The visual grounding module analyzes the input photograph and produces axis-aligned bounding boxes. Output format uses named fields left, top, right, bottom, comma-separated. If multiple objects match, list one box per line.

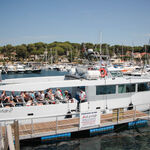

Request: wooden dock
left=1, top=109, right=149, bottom=142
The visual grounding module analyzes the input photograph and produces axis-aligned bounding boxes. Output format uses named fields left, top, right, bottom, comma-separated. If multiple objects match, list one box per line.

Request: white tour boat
left=0, top=68, right=150, bottom=123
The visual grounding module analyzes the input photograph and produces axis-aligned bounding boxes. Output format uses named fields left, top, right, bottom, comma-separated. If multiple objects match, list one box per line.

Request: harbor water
left=1, top=70, right=150, bottom=150
left=21, top=125, right=150, bottom=150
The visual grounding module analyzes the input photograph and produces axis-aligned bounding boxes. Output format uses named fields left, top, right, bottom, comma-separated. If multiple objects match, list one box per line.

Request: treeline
left=0, top=41, right=150, bottom=62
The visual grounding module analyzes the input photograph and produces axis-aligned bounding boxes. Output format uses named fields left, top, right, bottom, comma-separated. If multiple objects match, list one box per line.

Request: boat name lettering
left=0, top=108, right=13, bottom=113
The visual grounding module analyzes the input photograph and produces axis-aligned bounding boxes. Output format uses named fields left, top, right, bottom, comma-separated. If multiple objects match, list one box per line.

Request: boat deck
left=1, top=110, right=149, bottom=140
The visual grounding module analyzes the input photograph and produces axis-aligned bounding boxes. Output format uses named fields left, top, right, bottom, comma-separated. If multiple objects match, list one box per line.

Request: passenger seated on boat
left=47, top=89, right=55, bottom=101
left=29, top=91, right=35, bottom=99
left=15, top=98, right=24, bottom=107
left=36, top=91, right=45, bottom=101
left=33, top=91, right=45, bottom=105
left=26, top=98, right=34, bottom=106
left=3, top=97, right=14, bottom=107
left=55, top=88, right=63, bottom=101
left=24, top=92, right=31, bottom=102
left=0, top=97, right=4, bottom=105
left=20, top=91, right=25, bottom=100
left=0, top=90, right=6, bottom=100
left=45, top=93, right=55, bottom=104
left=34, top=92, right=40, bottom=102
left=40, top=91, right=45, bottom=100
left=10, top=91, right=16, bottom=100
left=64, top=90, right=73, bottom=103
left=44, top=93, right=50, bottom=101
left=9, top=98, right=16, bottom=107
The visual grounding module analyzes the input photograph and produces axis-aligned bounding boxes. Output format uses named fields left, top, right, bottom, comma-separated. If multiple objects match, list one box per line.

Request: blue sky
left=0, top=0, right=150, bottom=46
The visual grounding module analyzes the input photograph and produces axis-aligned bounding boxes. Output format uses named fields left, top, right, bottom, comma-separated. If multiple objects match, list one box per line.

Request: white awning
left=0, top=76, right=150, bottom=92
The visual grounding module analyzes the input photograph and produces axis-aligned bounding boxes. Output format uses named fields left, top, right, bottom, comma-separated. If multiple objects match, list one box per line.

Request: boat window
left=110, top=71, right=123, bottom=77
left=96, top=85, right=116, bottom=95
left=118, top=84, right=135, bottom=93
left=138, top=82, right=150, bottom=92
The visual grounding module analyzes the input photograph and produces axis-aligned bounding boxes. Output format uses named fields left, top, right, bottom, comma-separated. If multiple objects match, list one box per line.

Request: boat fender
left=99, top=68, right=107, bottom=78
left=65, top=111, right=72, bottom=119
left=127, top=102, right=133, bottom=110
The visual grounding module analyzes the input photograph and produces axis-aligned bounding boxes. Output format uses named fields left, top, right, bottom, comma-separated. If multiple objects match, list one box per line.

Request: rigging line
left=130, top=78, right=132, bottom=103
left=127, top=77, right=134, bottom=107
left=104, top=76, right=108, bottom=109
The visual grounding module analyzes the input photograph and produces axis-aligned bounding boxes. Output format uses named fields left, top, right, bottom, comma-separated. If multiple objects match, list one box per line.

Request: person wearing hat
left=64, top=90, right=73, bottom=103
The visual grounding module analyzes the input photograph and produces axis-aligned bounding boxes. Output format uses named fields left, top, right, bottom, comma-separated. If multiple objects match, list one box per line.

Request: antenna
left=122, top=43, right=123, bottom=62
left=100, top=32, right=102, bottom=55
left=71, top=48, right=72, bottom=63
left=145, top=45, right=147, bottom=65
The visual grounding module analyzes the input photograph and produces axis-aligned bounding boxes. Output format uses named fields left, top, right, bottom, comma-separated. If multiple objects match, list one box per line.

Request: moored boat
left=0, top=67, right=150, bottom=124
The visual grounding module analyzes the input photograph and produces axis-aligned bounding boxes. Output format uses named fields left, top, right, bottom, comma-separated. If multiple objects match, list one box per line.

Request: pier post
left=133, top=106, right=136, bottom=120
left=4, top=125, right=8, bottom=150
left=31, top=119, right=34, bottom=136
left=14, top=120, right=20, bottom=150
left=0, top=123, right=4, bottom=150
left=117, top=109, right=119, bottom=123
left=149, top=104, right=150, bottom=119
left=56, top=116, right=58, bottom=134
left=6, top=124, right=15, bottom=150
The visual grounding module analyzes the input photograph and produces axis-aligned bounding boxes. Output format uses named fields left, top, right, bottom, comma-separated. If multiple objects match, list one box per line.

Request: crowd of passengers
left=0, top=88, right=86, bottom=108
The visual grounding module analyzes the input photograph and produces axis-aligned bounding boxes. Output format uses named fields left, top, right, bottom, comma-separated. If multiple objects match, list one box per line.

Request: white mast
left=50, top=48, right=53, bottom=65
left=44, top=47, right=48, bottom=70
left=99, top=32, right=102, bottom=67
left=145, top=45, right=147, bottom=65
left=131, top=42, right=134, bottom=65
left=121, top=43, right=123, bottom=62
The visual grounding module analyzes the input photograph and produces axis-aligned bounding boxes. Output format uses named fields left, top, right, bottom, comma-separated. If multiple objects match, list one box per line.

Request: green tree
left=53, top=46, right=65, bottom=55
left=16, top=45, right=28, bottom=60
left=27, top=44, right=36, bottom=54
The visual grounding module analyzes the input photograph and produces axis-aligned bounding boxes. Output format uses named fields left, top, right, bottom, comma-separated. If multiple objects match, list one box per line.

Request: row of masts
left=40, top=35, right=150, bottom=69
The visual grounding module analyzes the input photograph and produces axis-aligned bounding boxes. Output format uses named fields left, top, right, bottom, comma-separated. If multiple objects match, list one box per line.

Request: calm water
left=1, top=69, right=68, bottom=80
left=2, top=70, right=150, bottom=150
left=21, top=126, right=150, bottom=150
left=20, top=126, right=150, bottom=150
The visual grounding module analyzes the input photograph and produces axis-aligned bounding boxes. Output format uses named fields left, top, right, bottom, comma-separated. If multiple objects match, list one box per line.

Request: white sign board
left=79, top=111, right=100, bottom=129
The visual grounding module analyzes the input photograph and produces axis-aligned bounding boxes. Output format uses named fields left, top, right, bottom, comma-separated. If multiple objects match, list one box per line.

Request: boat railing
left=0, top=103, right=150, bottom=142
left=100, top=103, right=150, bottom=126
left=0, top=97, right=78, bottom=108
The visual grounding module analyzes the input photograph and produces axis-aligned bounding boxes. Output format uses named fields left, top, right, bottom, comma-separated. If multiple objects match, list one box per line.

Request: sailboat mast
left=50, top=48, right=53, bottom=65
left=122, top=43, right=123, bottom=62
left=145, top=45, right=147, bottom=65
left=99, top=32, right=102, bottom=67
left=131, top=43, right=134, bottom=65
left=45, top=47, right=48, bottom=69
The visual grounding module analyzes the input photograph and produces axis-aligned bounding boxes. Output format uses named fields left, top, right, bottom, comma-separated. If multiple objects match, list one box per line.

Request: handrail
left=0, top=102, right=149, bottom=123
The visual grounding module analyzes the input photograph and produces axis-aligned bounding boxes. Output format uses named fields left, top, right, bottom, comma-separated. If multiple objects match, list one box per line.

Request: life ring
left=99, top=68, right=107, bottom=77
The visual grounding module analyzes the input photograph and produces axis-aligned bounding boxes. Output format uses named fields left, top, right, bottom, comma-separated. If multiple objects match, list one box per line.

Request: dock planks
left=1, top=110, right=149, bottom=140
